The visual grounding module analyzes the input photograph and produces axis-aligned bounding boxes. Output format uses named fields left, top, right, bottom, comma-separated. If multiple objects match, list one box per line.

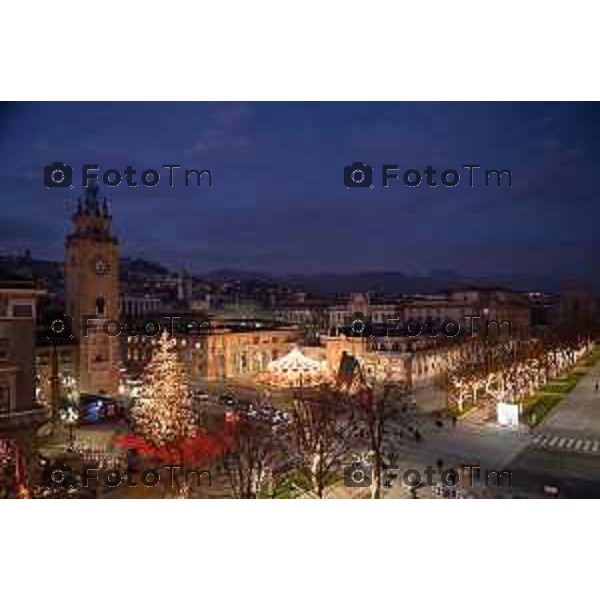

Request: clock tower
left=65, top=183, right=120, bottom=395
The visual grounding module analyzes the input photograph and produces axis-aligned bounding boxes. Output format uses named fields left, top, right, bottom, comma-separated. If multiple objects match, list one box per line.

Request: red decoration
left=113, top=427, right=228, bottom=464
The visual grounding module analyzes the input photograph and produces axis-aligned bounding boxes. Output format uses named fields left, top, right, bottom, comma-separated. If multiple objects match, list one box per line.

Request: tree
left=358, top=387, right=385, bottom=499
left=336, top=357, right=400, bottom=499
left=222, top=413, right=280, bottom=498
left=291, top=390, right=358, bottom=498
left=356, top=383, right=405, bottom=499
left=132, top=332, right=194, bottom=448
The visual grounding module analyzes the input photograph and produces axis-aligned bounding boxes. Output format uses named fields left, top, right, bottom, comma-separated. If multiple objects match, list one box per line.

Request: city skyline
left=2, top=102, right=600, bottom=502
left=1, top=101, right=599, bottom=282
left=2, top=7, right=596, bottom=599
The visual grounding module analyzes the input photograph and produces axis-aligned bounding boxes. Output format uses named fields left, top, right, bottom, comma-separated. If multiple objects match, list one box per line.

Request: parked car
left=193, top=391, right=210, bottom=402
left=220, top=393, right=236, bottom=407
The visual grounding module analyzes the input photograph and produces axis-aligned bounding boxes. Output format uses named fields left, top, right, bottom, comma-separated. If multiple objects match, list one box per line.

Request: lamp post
left=60, top=405, right=79, bottom=452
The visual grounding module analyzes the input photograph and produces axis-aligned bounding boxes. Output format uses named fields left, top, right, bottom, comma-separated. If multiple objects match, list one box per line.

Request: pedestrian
left=595, top=380, right=598, bottom=393
left=452, top=415, right=457, bottom=428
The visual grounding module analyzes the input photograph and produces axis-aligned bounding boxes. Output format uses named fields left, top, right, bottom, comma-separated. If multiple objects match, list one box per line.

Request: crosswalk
left=532, top=433, right=600, bottom=455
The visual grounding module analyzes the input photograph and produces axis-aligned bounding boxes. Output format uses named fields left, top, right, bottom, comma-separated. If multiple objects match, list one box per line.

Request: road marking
left=583, top=440, right=592, bottom=452
left=558, top=438, right=567, bottom=448
left=575, top=440, right=583, bottom=450
left=593, top=441, right=599, bottom=452
left=533, top=434, right=543, bottom=444
left=548, top=436, right=559, bottom=447
left=565, top=438, right=575, bottom=449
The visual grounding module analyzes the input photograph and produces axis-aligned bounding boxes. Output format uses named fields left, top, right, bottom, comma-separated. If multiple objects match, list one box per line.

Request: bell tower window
left=96, top=296, right=105, bottom=317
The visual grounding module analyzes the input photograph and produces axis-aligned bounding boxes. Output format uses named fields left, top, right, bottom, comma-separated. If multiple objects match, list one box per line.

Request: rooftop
left=0, top=267, right=37, bottom=290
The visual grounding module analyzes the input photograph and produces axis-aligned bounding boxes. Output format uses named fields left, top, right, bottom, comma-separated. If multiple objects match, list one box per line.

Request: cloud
left=188, top=102, right=254, bottom=155
left=191, top=131, right=251, bottom=153
left=543, top=138, right=561, bottom=150
left=0, top=215, right=61, bottom=242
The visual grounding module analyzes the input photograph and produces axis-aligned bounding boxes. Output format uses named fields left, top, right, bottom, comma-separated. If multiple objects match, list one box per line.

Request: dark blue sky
left=0, top=101, right=598, bottom=279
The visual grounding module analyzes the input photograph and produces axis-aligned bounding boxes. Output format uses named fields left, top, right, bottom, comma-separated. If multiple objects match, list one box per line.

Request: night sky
left=0, top=101, right=598, bottom=280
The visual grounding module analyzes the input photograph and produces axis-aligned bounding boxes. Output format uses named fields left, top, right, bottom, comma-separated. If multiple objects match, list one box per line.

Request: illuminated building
left=124, top=320, right=301, bottom=382
left=64, top=183, right=120, bottom=395
left=0, top=271, right=45, bottom=427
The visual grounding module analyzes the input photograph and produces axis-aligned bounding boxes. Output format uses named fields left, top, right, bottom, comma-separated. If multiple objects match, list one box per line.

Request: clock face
left=94, top=258, right=111, bottom=276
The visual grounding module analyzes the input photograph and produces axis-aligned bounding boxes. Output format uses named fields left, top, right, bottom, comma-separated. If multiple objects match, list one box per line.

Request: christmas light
left=262, top=346, right=330, bottom=388
left=447, top=338, right=590, bottom=413
left=132, top=332, right=194, bottom=447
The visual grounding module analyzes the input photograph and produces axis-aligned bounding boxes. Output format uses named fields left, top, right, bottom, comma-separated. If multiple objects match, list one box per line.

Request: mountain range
left=1, top=254, right=593, bottom=296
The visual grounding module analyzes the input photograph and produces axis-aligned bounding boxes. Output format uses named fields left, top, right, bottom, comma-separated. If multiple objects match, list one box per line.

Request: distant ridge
left=203, top=269, right=581, bottom=295
left=1, top=253, right=594, bottom=295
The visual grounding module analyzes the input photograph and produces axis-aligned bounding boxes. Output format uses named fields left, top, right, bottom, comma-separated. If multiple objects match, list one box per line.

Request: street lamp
left=60, top=405, right=79, bottom=451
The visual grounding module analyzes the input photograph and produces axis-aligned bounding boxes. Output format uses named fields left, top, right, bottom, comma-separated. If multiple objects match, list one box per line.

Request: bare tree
left=343, top=360, right=401, bottom=499
left=291, top=389, right=359, bottom=498
left=357, top=386, right=388, bottom=499
left=221, top=415, right=280, bottom=499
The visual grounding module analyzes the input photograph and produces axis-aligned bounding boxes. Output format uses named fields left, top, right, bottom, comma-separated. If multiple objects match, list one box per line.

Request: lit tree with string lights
left=132, top=332, right=194, bottom=448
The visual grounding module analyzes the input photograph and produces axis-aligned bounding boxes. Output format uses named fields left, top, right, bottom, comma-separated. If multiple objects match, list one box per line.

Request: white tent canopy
left=265, top=347, right=328, bottom=387
left=268, top=347, right=325, bottom=374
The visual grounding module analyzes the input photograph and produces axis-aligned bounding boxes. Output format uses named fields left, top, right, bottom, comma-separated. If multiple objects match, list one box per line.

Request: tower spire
left=71, top=184, right=113, bottom=237
left=83, top=181, right=101, bottom=214
left=65, top=183, right=120, bottom=397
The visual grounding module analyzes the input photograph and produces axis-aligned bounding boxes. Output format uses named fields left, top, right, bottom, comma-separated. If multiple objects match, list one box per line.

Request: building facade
left=124, top=324, right=301, bottom=383
left=322, top=334, right=476, bottom=390
left=325, top=289, right=531, bottom=337
left=64, top=184, right=120, bottom=395
left=0, top=273, right=45, bottom=427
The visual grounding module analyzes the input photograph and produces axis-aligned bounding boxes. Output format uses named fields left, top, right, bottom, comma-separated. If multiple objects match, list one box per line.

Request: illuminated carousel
left=260, top=347, right=331, bottom=388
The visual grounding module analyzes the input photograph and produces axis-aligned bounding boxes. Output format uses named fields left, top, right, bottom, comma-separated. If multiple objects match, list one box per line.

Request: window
left=96, top=296, right=105, bottom=317
left=0, top=339, right=8, bottom=360
left=0, top=387, right=10, bottom=414
left=12, top=304, right=32, bottom=317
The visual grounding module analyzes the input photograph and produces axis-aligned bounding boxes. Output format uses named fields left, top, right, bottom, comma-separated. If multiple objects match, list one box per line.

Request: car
left=220, top=393, right=236, bottom=407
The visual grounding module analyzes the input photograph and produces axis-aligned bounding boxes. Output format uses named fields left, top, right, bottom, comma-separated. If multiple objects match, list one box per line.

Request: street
left=506, top=358, right=600, bottom=498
